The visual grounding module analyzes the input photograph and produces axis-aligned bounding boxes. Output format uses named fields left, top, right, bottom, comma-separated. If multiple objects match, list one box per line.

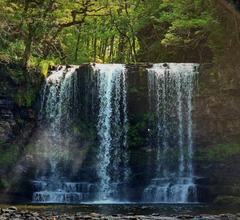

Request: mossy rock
left=214, top=195, right=240, bottom=204
left=228, top=186, right=240, bottom=196
left=0, top=193, right=31, bottom=205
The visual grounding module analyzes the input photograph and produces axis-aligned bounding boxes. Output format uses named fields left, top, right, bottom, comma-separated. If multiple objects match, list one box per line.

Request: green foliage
left=128, top=113, right=148, bottom=146
left=28, top=57, right=60, bottom=77
left=73, top=126, right=79, bottom=135
left=0, top=37, right=25, bottom=64
left=0, top=179, right=9, bottom=189
left=0, top=142, right=19, bottom=169
left=214, top=195, right=240, bottom=205
left=13, top=81, right=42, bottom=107
left=3, top=57, right=45, bottom=107
left=0, top=0, right=236, bottom=64
left=154, top=0, right=220, bottom=51
left=17, top=117, right=24, bottom=124
left=196, top=142, right=240, bottom=162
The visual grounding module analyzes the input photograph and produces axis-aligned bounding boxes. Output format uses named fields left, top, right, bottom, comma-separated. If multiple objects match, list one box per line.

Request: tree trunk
left=132, top=35, right=137, bottom=62
left=118, top=35, right=125, bottom=63
left=22, top=24, right=33, bottom=68
left=94, top=36, right=97, bottom=62
left=109, top=35, right=115, bottom=61
left=102, top=38, right=108, bottom=63
left=75, top=31, right=81, bottom=62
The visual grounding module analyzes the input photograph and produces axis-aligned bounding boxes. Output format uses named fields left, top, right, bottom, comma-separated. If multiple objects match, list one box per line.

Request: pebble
left=90, top=213, right=101, bottom=218
left=0, top=207, right=239, bottom=220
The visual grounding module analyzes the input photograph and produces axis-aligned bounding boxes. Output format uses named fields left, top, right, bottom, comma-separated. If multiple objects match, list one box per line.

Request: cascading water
left=32, top=66, right=97, bottom=203
left=30, top=62, right=203, bottom=204
left=91, top=64, right=130, bottom=202
left=142, top=63, right=199, bottom=203
left=32, top=64, right=130, bottom=203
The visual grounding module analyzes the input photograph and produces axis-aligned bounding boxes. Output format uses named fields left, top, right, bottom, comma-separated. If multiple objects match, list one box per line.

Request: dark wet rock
left=151, top=213, right=161, bottom=216
left=128, top=217, right=140, bottom=220
left=42, top=212, right=53, bottom=217
left=9, top=206, right=18, bottom=211
left=28, top=217, right=37, bottom=220
left=177, top=215, right=194, bottom=219
left=74, top=217, right=85, bottom=220
left=2, top=209, right=14, bottom=213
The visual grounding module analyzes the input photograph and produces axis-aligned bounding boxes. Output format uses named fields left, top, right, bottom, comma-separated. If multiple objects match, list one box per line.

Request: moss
left=0, top=142, right=19, bottom=169
left=128, top=113, right=149, bottom=147
left=195, top=142, right=240, bottom=162
left=214, top=195, right=240, bottom=205
left=0, top=179, right=9, bottom=189
left=3, top=59, right=45, bottom=107
left=228, top=187, right=240, bottom=197
left=139, top=67, right=147, bottom=77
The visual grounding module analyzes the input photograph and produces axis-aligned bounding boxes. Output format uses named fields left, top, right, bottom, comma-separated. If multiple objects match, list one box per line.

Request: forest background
left=0, top=0, right=240, bottom=106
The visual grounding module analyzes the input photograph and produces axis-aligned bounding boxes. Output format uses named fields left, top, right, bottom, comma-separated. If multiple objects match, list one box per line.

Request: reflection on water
left=30, top=203, right=240, bottom=215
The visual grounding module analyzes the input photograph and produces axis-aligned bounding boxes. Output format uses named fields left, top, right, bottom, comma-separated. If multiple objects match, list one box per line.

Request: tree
left=0, top=0, right=108, bottom=67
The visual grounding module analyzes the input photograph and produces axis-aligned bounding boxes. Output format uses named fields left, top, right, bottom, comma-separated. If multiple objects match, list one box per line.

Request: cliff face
left=0, top=64, right=38, bottom=145
left=193, top=61, right=240, bottom=203
left=0, top=66, right=38, bottom=203
left=1, top=60, right=240, bottom=204
left=0, top=98, right=37, bottom=145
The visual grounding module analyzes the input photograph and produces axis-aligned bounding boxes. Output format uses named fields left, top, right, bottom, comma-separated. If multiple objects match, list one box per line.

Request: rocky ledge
left=1, top=207, right=240, bottom=220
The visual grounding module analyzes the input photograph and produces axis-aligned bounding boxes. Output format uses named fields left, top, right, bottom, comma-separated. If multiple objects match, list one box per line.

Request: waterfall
left=32, top=66, right=98, bottom=203
left=142, top=63, right=198, bottom=203
left=30, top=63, right=201, bottom=204
left=32, top=64, right=130, bottom=203
left=91, top=64, right=130, bottom=202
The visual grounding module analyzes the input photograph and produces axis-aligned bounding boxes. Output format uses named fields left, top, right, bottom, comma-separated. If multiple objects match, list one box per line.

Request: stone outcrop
left=0, top=97, right=37, bottom=145
left=193, top=63, right=240, bottom=203
left=0, top=68, right=38, bottom=203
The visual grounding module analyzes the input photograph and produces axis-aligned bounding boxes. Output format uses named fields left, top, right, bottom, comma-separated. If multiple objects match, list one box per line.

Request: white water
left=32, top=181, right=97, bottom=203
left=38, top=66, right=78, bottom=176
left=143, top=63, right=199, bottom=203
left=92, top=64, right=130, bottom=202
left=32, top=66, right=95, bottom=203
left=32, top=64, right=130, bottom=203
left=32, top=63, right=199, bottom=204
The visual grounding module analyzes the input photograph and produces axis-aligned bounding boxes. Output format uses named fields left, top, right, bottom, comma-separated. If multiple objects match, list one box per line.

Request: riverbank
left=1, top=204, right=240, bottom=220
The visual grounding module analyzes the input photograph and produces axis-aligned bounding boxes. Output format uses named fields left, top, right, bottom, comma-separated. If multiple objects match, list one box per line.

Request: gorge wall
left=0, top=65, right=38, bottom=203
left=0, top=62, right=240, bottom=204
left=193, top=62, right=240, bottom=203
